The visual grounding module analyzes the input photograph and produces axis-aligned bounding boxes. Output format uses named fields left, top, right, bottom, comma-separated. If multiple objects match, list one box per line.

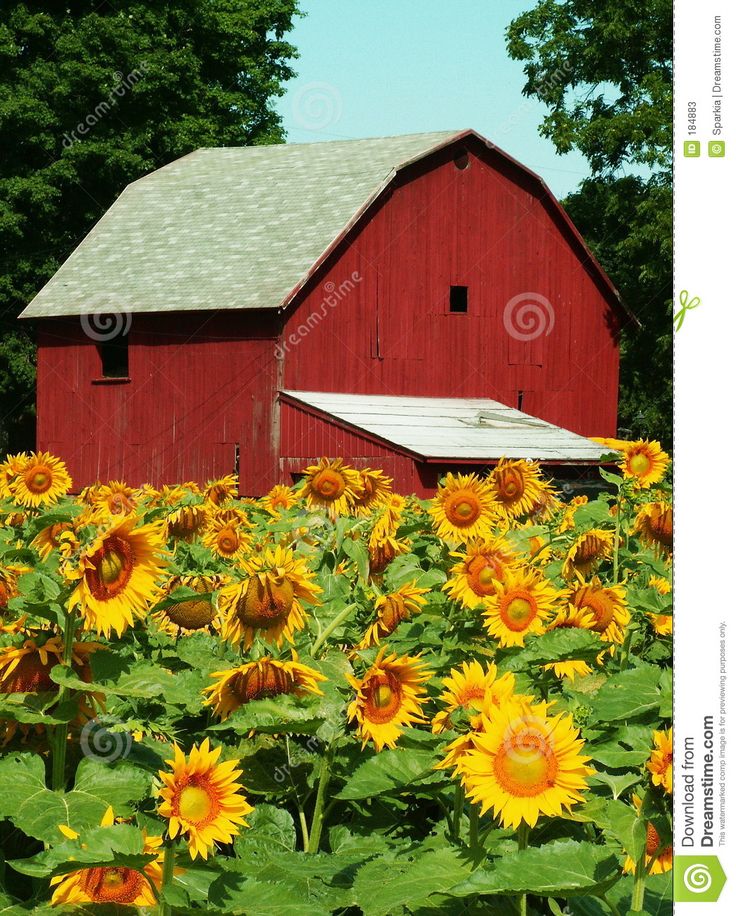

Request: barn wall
left=36, top=312, right=280, bottom=494
left=281, top=137, right=621, bottom=438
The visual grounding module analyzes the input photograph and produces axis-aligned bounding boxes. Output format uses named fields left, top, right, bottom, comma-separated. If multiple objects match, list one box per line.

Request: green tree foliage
left=0, top=1, right=300, bottom=451
left=507, top=0, right=672, bottom=445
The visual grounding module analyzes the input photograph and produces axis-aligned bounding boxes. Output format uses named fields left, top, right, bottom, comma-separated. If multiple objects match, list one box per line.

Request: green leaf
left=605, top=799, right=647, bottom=860
left=353, top=847, right=473, bottom=916
left=208, top=693, right=326, bottom=736
left=589, top=665, right=663, bottom=722
left=502, top=629, right=604, bottom=669
left=446, top=840, right=620, bottom=898
left=336, top=747, right=441, bottom=800
left=341, top=537, right=370, bottom=582
left=234, top=805, right=296, bottom=856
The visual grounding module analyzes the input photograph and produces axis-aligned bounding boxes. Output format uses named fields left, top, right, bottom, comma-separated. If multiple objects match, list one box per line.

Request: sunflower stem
left=159, top=839, right=177, bottom=915
left=630, top=848, right=647, bottom=912
left=612, top=497, right=623, bottom=584
left=452, top=782, right=464, bottom=839
left=297, top=806, right=310, bottom=852
left=307, top=744, right=334, bottom=852
left=517, top=822, right=530, bottom=916
left=310, top=604, right=356, bottom=656
left=50, top=611, right=77, bottom=790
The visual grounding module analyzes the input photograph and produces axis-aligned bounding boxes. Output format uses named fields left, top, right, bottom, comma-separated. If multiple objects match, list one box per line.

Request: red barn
left=20, top=130, right=632, bottom=496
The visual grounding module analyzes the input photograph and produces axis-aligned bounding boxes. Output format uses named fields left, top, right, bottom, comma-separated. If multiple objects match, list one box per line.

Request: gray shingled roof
left=20, top=131, right=459, bottom=318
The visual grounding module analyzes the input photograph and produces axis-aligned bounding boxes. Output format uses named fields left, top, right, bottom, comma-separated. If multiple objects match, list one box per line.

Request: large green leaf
left=0, top=753, right=149, bottom=843
left=446, top=840, right=620, bottom=898
left=589, top=665, right=663, bottom=722
left=336, top=747, right=441, bottom=800
left=502, top=629, right=604, bottom=669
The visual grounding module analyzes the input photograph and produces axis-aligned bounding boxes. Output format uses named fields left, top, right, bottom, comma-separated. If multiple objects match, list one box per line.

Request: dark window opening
left=453, top=148, right=470, bottom=170
left=449, top=285, right=468, bottom=313
left=517, top=390, right=525, bottom=410
left=97, top=332, right=129, bottom=378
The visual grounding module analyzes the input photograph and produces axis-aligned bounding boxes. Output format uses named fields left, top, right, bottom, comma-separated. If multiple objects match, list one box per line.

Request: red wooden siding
left=281, top=137, right=621, bottom=438
left=36, top=313, right=280, bottom=494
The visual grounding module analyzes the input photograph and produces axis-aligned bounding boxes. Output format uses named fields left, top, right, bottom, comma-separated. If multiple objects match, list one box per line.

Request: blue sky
left=275, top=0, right=591, bottom=199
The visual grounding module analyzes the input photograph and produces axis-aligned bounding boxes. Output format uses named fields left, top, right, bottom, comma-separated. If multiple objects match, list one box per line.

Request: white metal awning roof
left=281, top=391, right=610, bottom=462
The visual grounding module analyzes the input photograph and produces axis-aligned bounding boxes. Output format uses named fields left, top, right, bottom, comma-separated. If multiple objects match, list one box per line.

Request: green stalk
left=517, top=822, right=530, bottom=916
left=630, top=848, right=647, bottom=912
left=297, top=807, right=310, bottom=852
left=51, top=612, right=77, bottom=790
left=307, top=745, right=334, bottom=853
left=158, top=840, right=177, bottom=916
left=452, top=782, right=464, bottom=839
left=310, top=604, right=356, bottom=656
left=612, top=496, right=623, bottom=584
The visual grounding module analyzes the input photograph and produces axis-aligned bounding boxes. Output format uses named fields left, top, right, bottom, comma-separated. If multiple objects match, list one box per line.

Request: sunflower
left=444, top=537, right=519, bottom=608
left=542, top=605, right=600, bottom=681
left=646, top=728, right=672, bottom=794
left=483, top=567, right=558, bottom=648
left=0, top=452, right=29, bottom=496
left=9, top=452, right=72, bottom=508
left=30, top=521, right=73, bottom=561
left=203, top=653, right=326, bottom=720
left=429, top=473, right=496, bottom=543
left=371, top=494, right=406, bottom=540
left=432, top=661, right=506, bottom=734
left=153, top=574, right=224, bottom=636
left=0, top=567, right=24, bottom=632
left=619, top=440, right=669, bottom=488
left=165, top=503, right=208, bottom=541
left=457, top=700, right=593, bottom=828
left=204, top=474, right=239, bottom=505
left=367, top=533, right=411, bottom=576
left=359, top=582, right=429, bottom=648
left=525, top=480, right=562, bottom=524
left=91, top=480, right=136, bottom=518
left=70, top=516, right=168, bottom=638
left=633, top=502, right=673, bottom=554
left=352, top=468, right=393, bottom=517
left=648, top=613, right=672, bottom=636
left=488, top=458, right=547, bottom=521
left=50, top=809, right=164, bottom=907
left=0, top=636, right=101, bottom=696
left=589, top=437, right=630, bottom=451
left=298, top=458, right=362, bottom=517
left=562, top=529, right=614, bottom=581
left=347, top=647, right=431, bottom=751
left=565, top=578, right=630, bottom=644
left=219, top=545, right=320, bottom=649
left=623, top=796, right=672, bottom=875
left=157, top=738, right=253, bottom=859
left=262, top=484, right=299, bottom=516
left=557, top=495, right=589, bottom=534
left=202, top=516, right=251, bottom=562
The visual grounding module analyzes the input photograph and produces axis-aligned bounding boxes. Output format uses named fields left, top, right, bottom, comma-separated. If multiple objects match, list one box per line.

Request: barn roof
left=280, top=391, right=610, bottom=463
left=20, top=129, right=626, bottom=321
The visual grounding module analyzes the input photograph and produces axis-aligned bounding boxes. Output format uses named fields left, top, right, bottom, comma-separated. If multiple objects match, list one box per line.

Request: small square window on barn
left=97, top=333, right=129, bottom=379
left=449, top=285, right=468, bottom=313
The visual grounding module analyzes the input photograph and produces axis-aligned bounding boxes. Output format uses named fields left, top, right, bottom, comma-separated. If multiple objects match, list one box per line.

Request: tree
left=507, top=0, right=672, bottom=445
left=0, top=0, right=300, bottom=452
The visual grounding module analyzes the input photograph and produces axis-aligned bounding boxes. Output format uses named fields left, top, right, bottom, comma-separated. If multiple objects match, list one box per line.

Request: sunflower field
left=0, top=445, right=672, bottom=915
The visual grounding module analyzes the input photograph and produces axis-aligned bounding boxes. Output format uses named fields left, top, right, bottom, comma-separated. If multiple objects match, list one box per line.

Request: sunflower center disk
left=83, top=867, right=143, bottom=904
left=501, top=595, right=536, bottom=631
left=233, top=664, right=295, bottom=701
left=446, top=491, right=481, bottom=527
left=312, top=470, right=345, bottom=500
left=629, top=453, right=652, bottom=475
left=0, top=654, right=55, bottom=693
left=581, top=594, right=614, bottom=632
left=88, top=536, right=134, bottom=599
left=646, top=821, right=662, bottom=856
left=379, top=596, right=407, bottom=634
left=468, top=557, right=499, bottom=596
left=166, top=592, right=216, bottom=630
left=365, top=673, right=402, bottom=723
left=29, top=469, right=52, bottom=493
left=218, top=529, right=238, bottom=553
left=238, top=576, right=295, bottom=627
left=179, top=784, right=215, bottom=825
left=494, top=734, right=558, bottom=797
